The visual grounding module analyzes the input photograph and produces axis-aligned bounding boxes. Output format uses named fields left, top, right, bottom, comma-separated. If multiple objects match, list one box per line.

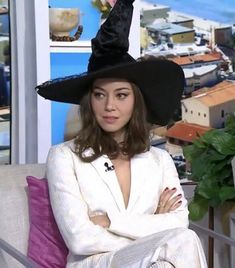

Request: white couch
left=2, top=163, right=235, bottom=267
left=0, top=164, right=45, bottom=268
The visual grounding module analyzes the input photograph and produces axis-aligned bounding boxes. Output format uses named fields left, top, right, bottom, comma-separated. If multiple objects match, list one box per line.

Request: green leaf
left=214, top=167, right=232, bottom=184
left=183, top=144, right=204, bottom=162
left=212, top=158, right=230, bottom=171
left=182, top=145, right=193, bottom=161
left=204, top=152, right=227, bottom=162
left=197, top=179, right=220, bottom=200
left=199, top=129, right=221, bottom=145
left=191, top=138, right=207, bottom=149
left=190, top=153, right=214, bottom=180
left=208, top=198, right=221, bottom=207
left=219, top=186, right=235, bottom=202
left=210, top=160, right=231, bottom=181
left=188, top=194, right=209, bottom=221
left=210, top=131, right=235, bottom=155
left=224, top=112, right=235, bottom=135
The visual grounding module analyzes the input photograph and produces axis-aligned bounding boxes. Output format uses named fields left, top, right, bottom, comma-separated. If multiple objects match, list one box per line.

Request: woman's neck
left=111, top=129, right=126, bottom=144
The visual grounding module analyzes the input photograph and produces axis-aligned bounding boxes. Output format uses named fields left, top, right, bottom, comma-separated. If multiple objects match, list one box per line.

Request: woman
left=36, top=0, right=207, bottom=267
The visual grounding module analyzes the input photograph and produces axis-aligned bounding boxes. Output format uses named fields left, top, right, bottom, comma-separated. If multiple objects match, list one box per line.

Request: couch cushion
left=27, top=176, right=68, bottom=268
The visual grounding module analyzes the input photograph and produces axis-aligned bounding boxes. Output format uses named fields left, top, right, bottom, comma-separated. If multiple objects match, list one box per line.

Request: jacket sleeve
left=46, top=144, right=131, bottom=256
left=108, top=149, right=189, bottom=239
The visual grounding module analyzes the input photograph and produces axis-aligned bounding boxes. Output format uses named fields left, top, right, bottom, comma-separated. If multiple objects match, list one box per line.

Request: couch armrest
left=0, top=238, right=40, bottom=268
left=189, top=221, right=235, bottom=247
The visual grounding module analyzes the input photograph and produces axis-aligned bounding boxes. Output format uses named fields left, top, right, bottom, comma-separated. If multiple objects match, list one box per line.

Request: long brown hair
left=74, top=82, right=150, bottom=162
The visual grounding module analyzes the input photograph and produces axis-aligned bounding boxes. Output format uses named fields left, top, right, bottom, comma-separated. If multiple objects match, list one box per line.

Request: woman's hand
left=89, top=213, right=111, bottom=228
left=155, top=187, right=182, bottom=214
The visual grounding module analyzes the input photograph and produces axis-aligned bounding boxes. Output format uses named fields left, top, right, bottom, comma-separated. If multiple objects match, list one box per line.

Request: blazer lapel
left=91, top=156, right=126, bottom=211
left=127, top=151, right=150, bottom=211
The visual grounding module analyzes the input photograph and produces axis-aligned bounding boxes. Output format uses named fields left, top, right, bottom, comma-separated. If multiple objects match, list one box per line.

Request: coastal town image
left=140, top=0, right=235, bottom=178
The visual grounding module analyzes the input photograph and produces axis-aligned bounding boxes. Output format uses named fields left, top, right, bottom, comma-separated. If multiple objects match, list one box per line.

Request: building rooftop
left=192, top=80, right=232, bottom=96
left=186, top=80, right=235, bottom=107
left=171, top=51, right=223, bottom=66
left=145, top=43, right=211, bottom=57
left=147, top=22, right=194, bottom=35
left=183, top=64, right=217, bottom=78
left=166, top=121, right=212, bottom=143
left=199, top=84, right=235, bottom=107
left=167, top=12, right=194, bottom=24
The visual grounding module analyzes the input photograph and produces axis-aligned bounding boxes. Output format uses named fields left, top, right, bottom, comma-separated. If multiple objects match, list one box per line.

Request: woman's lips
left=103, top=116, right=118, bottom=123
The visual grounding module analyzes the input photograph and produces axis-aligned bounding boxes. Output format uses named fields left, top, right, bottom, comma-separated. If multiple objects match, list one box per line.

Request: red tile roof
left=171, top=51, right=223, bottom=66
left=166, top=121, right=212, bottom=143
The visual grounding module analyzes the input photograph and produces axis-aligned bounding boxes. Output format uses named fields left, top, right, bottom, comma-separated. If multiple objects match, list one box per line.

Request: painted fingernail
left=164, top=187, right=169, bottom=191
left=177, top=194, right=182, bottom=197
left=172, top=187, right=176, bottom=190
left=178, top=200, right=182, bottom=204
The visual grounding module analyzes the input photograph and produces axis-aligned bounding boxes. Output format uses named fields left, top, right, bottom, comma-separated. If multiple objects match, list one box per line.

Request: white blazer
left=46, top=140, right=189, bottom=258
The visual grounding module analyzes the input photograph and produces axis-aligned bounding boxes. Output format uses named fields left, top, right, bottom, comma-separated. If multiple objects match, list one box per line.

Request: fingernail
left=172, top=187, right=176, bottom=190
left=177, top=194, right=182, bottom=197
left=178, top=200, right=182, bottom=204
left=164, top=187, right=169, bottom=191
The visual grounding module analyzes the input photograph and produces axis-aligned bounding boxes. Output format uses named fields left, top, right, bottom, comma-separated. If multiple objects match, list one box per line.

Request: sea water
left=144, top=0, right=235, bottom=24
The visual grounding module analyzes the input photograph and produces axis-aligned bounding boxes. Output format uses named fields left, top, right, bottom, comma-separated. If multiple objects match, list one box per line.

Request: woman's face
left=91, top=78, right=135, bottom=141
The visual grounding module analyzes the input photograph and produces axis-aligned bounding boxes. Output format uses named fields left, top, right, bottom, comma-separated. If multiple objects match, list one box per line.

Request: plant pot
left=49, top=8, right=80, bottom=37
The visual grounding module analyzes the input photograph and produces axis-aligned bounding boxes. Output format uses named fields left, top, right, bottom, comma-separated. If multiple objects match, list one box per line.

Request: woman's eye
left=117, top=93, right=128, bottom=99
left=93, top=92, right=104, bottom=99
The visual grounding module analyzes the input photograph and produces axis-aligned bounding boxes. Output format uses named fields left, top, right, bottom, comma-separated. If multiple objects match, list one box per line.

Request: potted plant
left=91, top=0, right=116, bottom=20
left=183, top=112, right=235, bottom=221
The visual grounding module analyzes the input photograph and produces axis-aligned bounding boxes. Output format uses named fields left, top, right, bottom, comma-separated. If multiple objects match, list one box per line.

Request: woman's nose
left=105, top=96, right=115, bottom=111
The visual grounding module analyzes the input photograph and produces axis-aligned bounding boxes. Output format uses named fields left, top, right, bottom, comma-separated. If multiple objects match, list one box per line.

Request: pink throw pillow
left=26, top=176, right=68, bottom=268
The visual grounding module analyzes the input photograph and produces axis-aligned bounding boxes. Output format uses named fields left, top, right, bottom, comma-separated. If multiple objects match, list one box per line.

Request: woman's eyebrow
left=92, top=86, right=105, bottom=91
left=114, top=87, right=132, bottom=91
left=92, top=86, right=131, bottom=91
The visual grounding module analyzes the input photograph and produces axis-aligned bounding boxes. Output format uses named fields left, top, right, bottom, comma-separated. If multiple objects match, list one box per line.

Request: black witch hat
left=36, top=0, right=185, bottom=125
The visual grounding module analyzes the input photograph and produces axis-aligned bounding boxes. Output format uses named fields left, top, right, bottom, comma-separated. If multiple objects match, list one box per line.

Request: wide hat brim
left=36, top=58, right=184, bottom=125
